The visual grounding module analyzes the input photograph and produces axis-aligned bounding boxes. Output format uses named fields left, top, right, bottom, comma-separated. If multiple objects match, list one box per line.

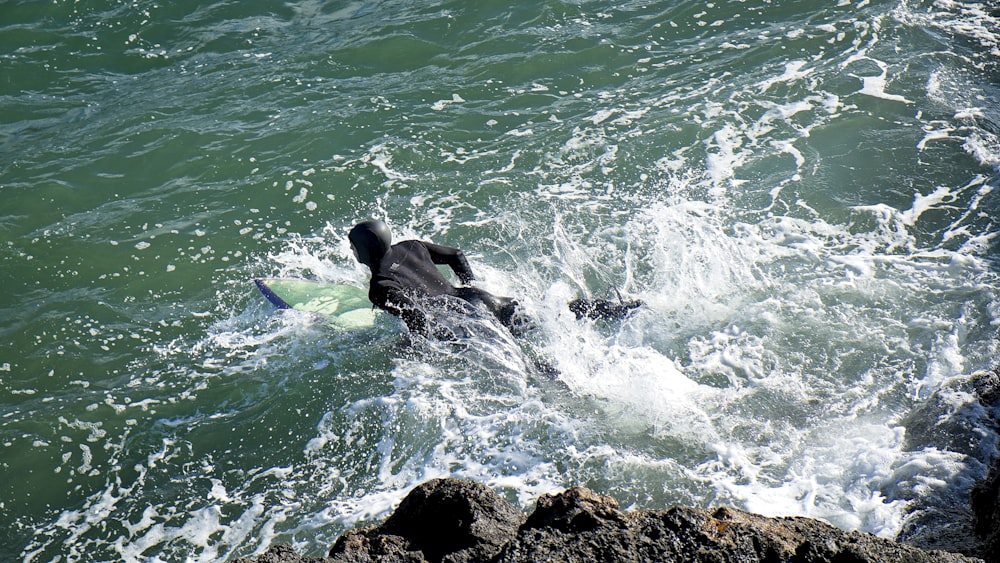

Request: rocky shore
left=236, top=368, right=1000, bottom=563
left=236, top=478, right=981, bottom=563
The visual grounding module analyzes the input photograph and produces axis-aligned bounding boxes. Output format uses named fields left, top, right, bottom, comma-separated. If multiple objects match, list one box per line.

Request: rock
left=238, top=478, right=982, bottom=563
left=233, top=543, right=328, bottom=563
left=969, top=368, right=1000, bottom=563
left=971, top=463, right=1000, bottom=563
left=522, top=486, right=626, bottom=533
left=500, top=486, right=978, bottom=563
left=327, top=478, right=524, bottom=563
left=895, top=369, right=1000, bottom=556
left=900, top=370, right=1000, bottom=458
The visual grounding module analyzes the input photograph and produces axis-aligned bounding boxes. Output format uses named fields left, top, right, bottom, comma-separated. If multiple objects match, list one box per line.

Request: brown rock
left=238, top=478, right=983, bottom=563
left=327, top=478, right=524, bottom=563
left=522, top=486, right=627, bottom=532
left=500, top=487, right=980, bottom=563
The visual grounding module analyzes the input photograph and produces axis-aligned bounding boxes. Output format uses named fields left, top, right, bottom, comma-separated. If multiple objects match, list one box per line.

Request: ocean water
left=2, top=0, right=999, bottom=560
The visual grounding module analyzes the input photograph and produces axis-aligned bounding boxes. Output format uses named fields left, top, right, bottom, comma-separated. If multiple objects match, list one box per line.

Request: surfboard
left=255, top=278, right=379, bottom=329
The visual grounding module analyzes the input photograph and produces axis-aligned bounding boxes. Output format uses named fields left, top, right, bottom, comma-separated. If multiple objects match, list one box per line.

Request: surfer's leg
left=454, top=287, right=534, bottom=334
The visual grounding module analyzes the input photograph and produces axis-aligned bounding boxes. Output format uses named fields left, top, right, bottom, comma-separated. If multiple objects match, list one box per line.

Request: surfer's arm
left=422, top=242, right=475, bottom=285
left=374, top=282, right=430, bottom=336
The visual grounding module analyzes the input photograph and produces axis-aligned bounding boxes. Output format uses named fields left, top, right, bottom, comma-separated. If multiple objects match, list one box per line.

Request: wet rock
left=327, top=478, right=524, bottom=563
left=234, top=543, right=327, bottom=563
left=900, top=370, right=1000, bottom=457
left=522, top=486, right=627, bottom=533
left=895, top=369, right=1000, bottom=557
left=500, top=487, right=978, bottom=563
left=971, top=462, right=1000, bottom=563
left=237, top=478, right=981, bottom=563
left=969, top=368, right=1000, bottom=563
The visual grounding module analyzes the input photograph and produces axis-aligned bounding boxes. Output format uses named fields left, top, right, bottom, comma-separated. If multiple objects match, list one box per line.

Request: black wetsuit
left=350, top=217, right=641, bottom=337
left=368, top=240, right=517, bottom=336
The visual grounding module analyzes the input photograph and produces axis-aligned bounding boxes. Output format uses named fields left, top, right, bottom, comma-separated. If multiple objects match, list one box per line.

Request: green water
left=2, top=0, right=999, bottom=560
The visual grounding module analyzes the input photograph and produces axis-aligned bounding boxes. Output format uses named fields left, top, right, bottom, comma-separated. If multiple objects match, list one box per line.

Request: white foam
left=705, top=123, right=747, bottom=187
left=841, top=40, right=913, bottom=102
left=916, top=124, right=958, bottom=150
left=431, top=93, right=465, bottom=111
left=963, top=130, right=1000, bottom=170
left=705, top=420, right=908, bottom=538
left=857, top=72, right=913, bottom=103
left=757, top=60, right=811, bottom=93
left=538, top=284, right=713, bottom=440
left=914, top=328, right=966, bottom=401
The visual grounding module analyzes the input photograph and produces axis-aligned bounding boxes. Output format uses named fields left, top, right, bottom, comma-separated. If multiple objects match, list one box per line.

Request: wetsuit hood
left=349, top=219, right=392, bottom=268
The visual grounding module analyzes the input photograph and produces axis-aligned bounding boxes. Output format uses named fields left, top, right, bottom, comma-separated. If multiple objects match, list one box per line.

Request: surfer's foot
left=568, top=297, right=643, bottom=322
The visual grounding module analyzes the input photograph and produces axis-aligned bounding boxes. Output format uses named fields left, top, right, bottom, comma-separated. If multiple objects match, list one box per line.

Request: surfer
left=348, top=219, right=641, bottom=339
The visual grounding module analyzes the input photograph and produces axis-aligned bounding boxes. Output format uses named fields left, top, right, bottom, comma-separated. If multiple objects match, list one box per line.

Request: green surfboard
left=255, top=278, right=379, bottom=329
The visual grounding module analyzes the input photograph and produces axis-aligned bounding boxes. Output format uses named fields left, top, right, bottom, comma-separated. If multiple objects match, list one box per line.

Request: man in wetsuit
left=349, top=219, right=519, bottom=337
left=348, top=219, right=640, bottom=338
